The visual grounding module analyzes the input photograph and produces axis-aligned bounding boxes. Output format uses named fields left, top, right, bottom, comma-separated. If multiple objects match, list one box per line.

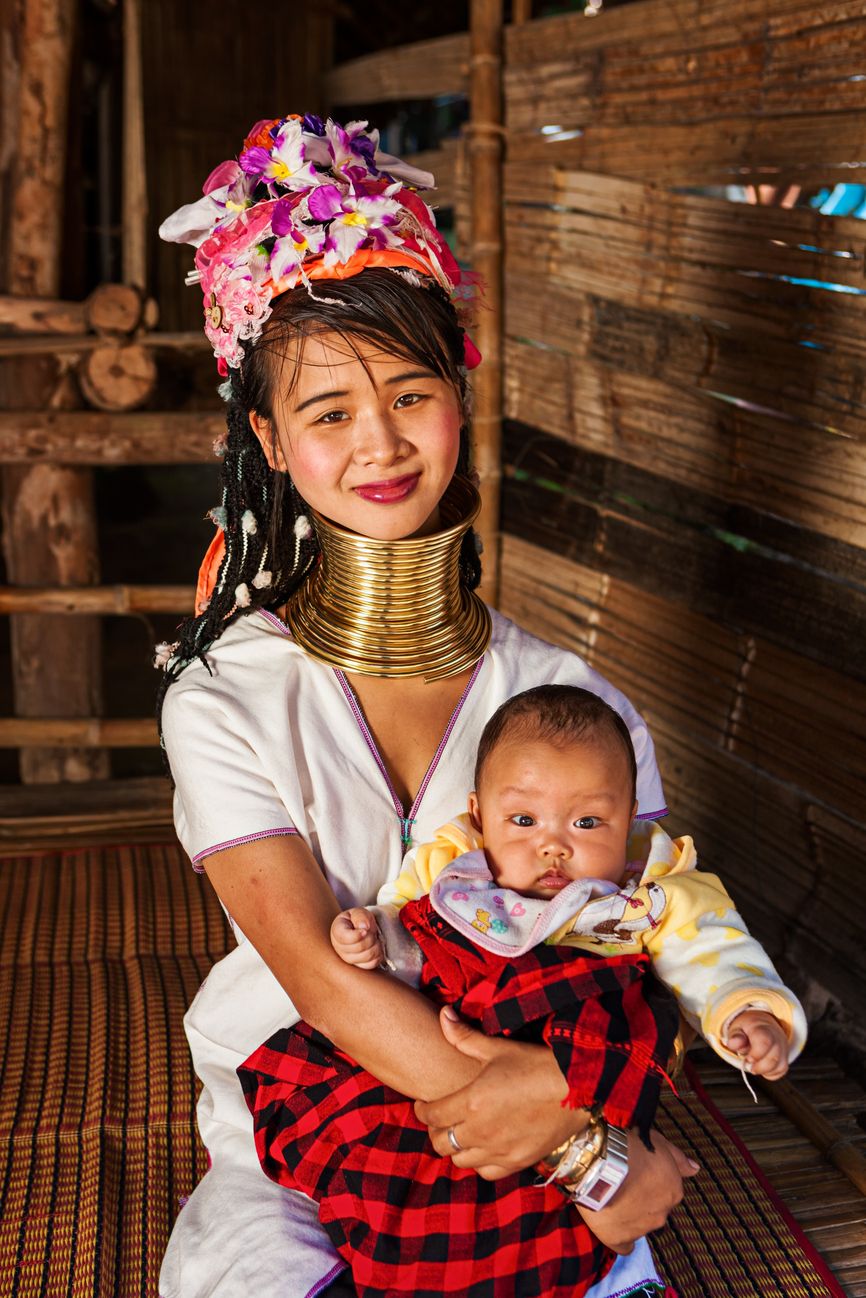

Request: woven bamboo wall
left=326, top=0, right=866, bottom=1011
left=499, top=0, right=866, bottom=1011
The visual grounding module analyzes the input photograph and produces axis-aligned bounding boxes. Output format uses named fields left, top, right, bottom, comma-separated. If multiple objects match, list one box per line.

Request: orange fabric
left=268, top=247, right=445, bottom=298
left=196, top=529, right=226, bottom=615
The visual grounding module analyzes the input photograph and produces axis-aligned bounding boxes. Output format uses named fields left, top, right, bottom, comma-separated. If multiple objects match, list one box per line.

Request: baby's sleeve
left=645, top=871, right=807, bottom=1068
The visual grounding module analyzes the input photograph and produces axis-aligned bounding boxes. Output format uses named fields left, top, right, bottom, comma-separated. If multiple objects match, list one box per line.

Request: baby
left=240, top=685, right=805, bottom=1298
left=333, top=683, right=804, bottom=1082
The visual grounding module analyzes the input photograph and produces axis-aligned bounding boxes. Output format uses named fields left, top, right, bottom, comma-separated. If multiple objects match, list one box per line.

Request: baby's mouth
left=537, top=873, right=571, bottom=891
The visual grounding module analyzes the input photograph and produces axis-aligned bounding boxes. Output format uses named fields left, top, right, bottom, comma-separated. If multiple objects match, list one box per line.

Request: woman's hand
left=577, top=1129, right=698, bottom=1254
left=415, top=1007, right=588, bottom=1179
left=416, top=1008, right=699, bottom=1253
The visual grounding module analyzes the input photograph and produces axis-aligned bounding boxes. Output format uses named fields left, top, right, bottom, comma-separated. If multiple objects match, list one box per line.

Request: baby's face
left=468, top=737, right=637, bottom=901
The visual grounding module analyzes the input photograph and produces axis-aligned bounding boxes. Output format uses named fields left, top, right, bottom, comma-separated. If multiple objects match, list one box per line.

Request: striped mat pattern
left=0, top=842, right=847, bottom=1297
left=0, top=843, right=234, bottom=1298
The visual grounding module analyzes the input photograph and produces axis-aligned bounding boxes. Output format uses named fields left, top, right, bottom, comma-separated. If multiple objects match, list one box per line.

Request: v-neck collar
left=334, top=660, right=484, bottom=852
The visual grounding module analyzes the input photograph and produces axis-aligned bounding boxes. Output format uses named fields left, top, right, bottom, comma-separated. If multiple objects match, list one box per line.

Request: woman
left=157, top=114, right=697, bottom=1298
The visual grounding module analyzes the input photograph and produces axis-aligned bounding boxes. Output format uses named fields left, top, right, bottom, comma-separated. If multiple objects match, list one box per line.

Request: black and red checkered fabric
left=238, top=896, right=678, bottom=1298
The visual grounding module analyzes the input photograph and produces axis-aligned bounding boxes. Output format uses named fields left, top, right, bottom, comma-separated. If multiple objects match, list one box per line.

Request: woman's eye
left=576, top=816, right=601, bottom=830
left=395, top=393, right=423, bottom=408
left=318, top=410, right=349, bottom=424
left=511, top=814, right=535, bottom=827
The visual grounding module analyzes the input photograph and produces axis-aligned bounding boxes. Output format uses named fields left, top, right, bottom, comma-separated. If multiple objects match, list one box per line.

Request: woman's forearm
left=204, top=835, right=480, bottom=1099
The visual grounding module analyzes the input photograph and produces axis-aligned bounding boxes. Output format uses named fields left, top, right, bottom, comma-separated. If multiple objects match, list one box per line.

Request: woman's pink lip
left=353, top=472, right=420, bottom=503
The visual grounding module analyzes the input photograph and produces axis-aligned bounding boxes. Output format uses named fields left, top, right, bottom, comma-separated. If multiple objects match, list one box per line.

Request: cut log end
left=78, top=343, right=158, bottom=412
left=85, top=283, right=143, bottom=336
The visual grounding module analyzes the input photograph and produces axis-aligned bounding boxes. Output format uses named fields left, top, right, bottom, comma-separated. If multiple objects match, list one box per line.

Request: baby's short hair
left=474, top=684, right=637, bottom=805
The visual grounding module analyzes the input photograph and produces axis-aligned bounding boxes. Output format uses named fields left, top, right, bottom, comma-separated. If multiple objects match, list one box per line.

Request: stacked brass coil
left=286, top=476, right=491, bottom=680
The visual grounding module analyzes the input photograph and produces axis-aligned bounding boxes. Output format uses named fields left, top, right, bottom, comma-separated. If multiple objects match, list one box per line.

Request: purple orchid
left=239, top=118, right=318, bottom=190
left=307, top=183, right=404, bottom=267
left=325, top=119, right=380, bottom=184
left=269, top=208, right=327, bottom=285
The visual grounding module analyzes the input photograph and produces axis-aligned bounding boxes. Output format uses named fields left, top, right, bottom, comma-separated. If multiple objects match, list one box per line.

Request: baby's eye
left=511, top=814, right=536, bottom=827
left=576, top=816, right=601, bottom=830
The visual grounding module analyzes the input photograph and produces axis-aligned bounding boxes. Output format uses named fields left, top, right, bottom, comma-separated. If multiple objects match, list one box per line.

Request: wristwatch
left=537, top=1113, right=629, bottom=1211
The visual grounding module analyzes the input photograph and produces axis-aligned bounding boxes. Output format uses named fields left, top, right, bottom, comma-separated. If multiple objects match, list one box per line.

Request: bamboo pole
left=0, top=585, right=195, bottom=614
left=470, top=0, right=504, bottom=608
left=122, top=0, right=147, bottom=290
left=757, top=1075, right=866, bottom=1198
left=0, top=718, right=159, bottom=747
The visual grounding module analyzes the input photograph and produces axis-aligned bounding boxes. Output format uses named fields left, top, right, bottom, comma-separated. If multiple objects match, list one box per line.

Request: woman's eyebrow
left=294, top=388, right=350, bottom=413
left=383, top=369, right=437, bottom=385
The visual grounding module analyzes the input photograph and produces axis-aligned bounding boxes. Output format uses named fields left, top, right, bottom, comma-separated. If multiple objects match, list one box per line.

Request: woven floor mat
left=0, top=843, right=234, bottom=1298
left=651, top=1064, right=846, bottom=1298
left=0, top=843, right=847, bottom=1297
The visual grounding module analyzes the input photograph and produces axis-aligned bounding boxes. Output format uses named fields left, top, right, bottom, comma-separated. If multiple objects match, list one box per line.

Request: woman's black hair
left=157, top=267, right=481, bottom=745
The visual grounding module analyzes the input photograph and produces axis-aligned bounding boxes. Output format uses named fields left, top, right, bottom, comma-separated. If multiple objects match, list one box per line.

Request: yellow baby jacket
left=377, top=817, right=806, bottom=1070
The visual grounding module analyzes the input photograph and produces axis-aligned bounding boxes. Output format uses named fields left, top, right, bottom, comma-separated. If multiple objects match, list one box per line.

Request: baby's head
left=468, top=686, right=638, bottom=900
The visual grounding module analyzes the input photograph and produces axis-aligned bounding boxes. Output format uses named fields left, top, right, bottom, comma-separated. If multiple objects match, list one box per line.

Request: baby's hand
left=726, top=1009, right=789, bottom=1080
left=330, top=907, right=384, bottom=970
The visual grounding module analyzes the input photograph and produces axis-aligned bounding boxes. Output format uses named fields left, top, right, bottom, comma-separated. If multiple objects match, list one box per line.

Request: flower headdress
left=159, top=113, right=480, bottom=372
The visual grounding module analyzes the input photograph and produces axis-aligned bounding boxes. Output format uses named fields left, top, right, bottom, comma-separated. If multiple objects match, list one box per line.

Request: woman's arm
left=205, top=833, right=484, bottom=1098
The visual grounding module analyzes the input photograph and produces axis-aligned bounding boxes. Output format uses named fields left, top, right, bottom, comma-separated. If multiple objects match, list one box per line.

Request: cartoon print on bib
left=575, top=878, right=666, bottom=943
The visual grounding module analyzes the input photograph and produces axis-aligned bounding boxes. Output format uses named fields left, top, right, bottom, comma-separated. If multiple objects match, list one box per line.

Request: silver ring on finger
left=447, top=1126, right=464, bottom=1153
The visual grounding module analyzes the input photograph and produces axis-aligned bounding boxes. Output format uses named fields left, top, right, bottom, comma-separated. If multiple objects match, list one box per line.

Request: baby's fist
left=726, top=1009, right=789, bottom=1080
left=331, top=907, right=384, bottom=970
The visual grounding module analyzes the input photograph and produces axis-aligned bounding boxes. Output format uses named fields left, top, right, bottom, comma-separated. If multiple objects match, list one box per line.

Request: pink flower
left=307, top=184, right=403, bottom=267
left=239, top=118, right=317, bottom=191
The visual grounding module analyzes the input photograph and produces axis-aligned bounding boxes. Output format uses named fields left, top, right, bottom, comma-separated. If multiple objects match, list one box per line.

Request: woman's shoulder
left=486, top=606, right=599, bottom=686
left=161, top=611, right=306, bottom=717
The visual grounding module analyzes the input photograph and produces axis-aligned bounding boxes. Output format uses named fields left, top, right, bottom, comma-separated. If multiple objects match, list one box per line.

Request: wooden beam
left=757, top=1076, right=866, bottom=1199
left=0, top=775, right=176, bottom=854
left=0, top=585, right=195, bottom=614
left=0, top=411, right=221, bottom=464
left=470, top=0, right=504, bottom=607
left=323, top=32, right=469, bottom=106
left=0, top=296, right=87, bottom=334
left=5, top=0, right=109, bottom=785
left=0, top=718, right=159, bottom=746
left=122, top=0, right=147, bottom=289
left=9, top=0, right=76, bottom=297
left=512, top=0, right=532, bottom=22
left=0, top=330, right=210, bottom=358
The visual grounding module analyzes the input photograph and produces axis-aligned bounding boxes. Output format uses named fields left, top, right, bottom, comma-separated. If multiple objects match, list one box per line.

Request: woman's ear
left=468, top=792, right=483, bottom=835
left=249, top=410, right=288, bottom=472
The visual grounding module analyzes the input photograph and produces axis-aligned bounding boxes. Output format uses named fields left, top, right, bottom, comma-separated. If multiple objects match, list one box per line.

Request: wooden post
left=122, top=0, right=147, bottom=290
left=512, top=0, right=532, bottom=23
left=3, top=0, right=109, bottom=783
left=470, top=0, right=504, bottom=608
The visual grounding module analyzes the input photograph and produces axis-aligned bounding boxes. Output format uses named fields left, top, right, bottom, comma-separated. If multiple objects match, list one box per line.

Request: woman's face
left=250, top=330, right=463, bottom=540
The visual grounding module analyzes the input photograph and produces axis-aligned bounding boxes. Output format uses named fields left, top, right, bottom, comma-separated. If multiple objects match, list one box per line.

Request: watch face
left=585, top=1176, right=615, bottom=1204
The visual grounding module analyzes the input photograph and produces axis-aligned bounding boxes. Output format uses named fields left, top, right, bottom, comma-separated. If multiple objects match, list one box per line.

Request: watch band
left=536, top=1116, right=629, bottom=1212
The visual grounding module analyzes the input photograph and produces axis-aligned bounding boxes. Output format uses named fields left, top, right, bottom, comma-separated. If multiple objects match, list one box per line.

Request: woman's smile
left=354, top=471, right=421, bottom=503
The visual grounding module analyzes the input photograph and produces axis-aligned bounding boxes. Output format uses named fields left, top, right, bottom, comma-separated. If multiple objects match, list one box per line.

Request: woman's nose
left=354, top=412, right=409, bottom=465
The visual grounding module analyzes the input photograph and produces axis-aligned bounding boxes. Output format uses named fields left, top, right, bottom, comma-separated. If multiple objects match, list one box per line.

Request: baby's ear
left=467, top=792, right=483, bottom=834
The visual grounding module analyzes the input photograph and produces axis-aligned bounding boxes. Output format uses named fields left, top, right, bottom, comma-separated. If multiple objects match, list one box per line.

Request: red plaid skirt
left=242, top=1022, right=613, bottom=1298
left=239, top=898, right=678, bottom=1298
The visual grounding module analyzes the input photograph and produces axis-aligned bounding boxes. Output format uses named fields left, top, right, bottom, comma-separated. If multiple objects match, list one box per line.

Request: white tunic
left=158, top=607, right=667, bottom=1298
